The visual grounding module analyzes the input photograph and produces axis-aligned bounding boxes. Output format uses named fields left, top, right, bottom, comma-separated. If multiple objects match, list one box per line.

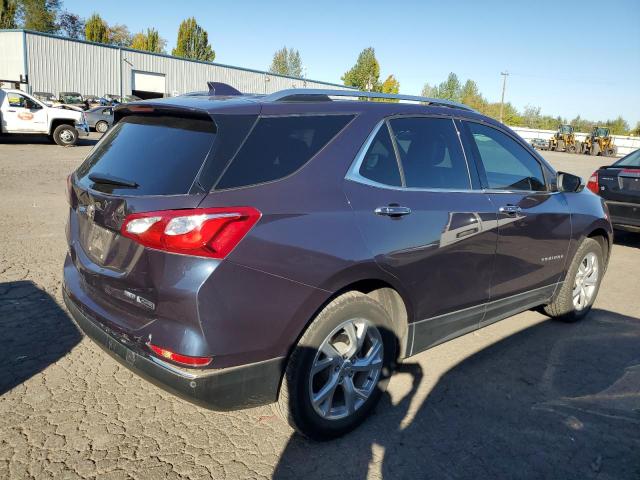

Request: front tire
left=276, top=292, right=397, bottom=440
left=52, top=124, right=78, bottom=146
left=543, top=238, right=603, bottom=322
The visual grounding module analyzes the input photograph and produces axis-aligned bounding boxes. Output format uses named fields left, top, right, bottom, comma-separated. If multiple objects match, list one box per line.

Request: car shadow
left=273, top=309, right=640, bottom=479
left=0, top=281, right=82, bottom=395
left=0, top=134, right=99, bottom=146
left=614, top=229, right=640, bottom=249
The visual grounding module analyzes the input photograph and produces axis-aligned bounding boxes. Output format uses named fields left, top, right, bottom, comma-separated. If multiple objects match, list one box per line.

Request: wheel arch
left=49, top=118, right=76, bottom=134
left=587, top=227, right=611, bottom=270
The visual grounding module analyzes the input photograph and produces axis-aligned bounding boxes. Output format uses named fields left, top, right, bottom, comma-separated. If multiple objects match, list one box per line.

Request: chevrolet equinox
left=63, top=86, right=612, bottom=440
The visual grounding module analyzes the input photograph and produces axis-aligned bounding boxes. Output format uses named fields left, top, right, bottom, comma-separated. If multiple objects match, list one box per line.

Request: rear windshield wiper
left=88, top=173, right=139, bottom=188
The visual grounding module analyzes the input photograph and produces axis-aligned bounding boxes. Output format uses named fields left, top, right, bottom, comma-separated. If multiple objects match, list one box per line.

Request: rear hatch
left=66, top=104, right=258, bottom=337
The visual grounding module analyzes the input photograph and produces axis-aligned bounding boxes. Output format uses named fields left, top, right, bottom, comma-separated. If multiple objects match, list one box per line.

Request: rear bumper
left=63, top=288, right=284, bottom=411
left=605, top=200, right=640, bottom=231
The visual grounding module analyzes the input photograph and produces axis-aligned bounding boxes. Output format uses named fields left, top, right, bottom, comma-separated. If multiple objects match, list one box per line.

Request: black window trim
left=211, top=112, right=357, bottom=192
left=346, top=114, right=477, bottom=193
left=459, top=119, right=554, bottom=194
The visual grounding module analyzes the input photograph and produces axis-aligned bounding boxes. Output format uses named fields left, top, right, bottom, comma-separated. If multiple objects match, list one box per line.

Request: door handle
left=375, top=205, right=412, bottom=217
left=7, top=109, right=16, bottom=112
left=498, top=204, right=522, bottom=216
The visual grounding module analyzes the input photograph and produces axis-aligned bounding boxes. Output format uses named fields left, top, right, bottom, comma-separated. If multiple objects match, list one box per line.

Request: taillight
left=121, top=207, right=261, bottom=259
left=148, top=343, right=212, bottom=367
left=586, top=171, right=599, bottom=194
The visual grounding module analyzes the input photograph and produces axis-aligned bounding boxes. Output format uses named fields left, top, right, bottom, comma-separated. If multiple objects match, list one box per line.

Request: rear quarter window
left=75, top=115, right=216, bottom=196
left=214, top=114, right=353, bottom=190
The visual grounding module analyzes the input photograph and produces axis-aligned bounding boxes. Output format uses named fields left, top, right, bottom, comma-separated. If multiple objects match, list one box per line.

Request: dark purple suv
left=63, top=87, right=612, bottom=439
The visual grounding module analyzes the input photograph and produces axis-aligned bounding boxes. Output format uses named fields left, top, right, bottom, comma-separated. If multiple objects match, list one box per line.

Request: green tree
left=631, top=122, right=640, bottom=136
left=84, top=13, right=108, bottom=43
left=18, top=0, right=59, bottom=33
left=522, top=105, right=542, bottom=128
left=460, top=79, right=485, bottom=110
left=420, top=83, right=438, bottom=98
left=604, top=116, right=629, bottom=135
left=342, top=47, right=380, bottom=91
left=0, top=0, right=17, bottom=29
left=172, top=17, right=215, bottom=61
left=131, top=28, right=165, bottom=53
left=269, top=46, right=303, bottom=77
left=436, top=72, right=462, bottom=102
left=108, top=23, right=131, bottom=47
left=58, top=10, right=83, bottom=39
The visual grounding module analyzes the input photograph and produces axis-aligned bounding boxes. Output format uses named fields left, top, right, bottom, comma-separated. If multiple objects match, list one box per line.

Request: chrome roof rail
left=262, top=88, right=475, bottom=111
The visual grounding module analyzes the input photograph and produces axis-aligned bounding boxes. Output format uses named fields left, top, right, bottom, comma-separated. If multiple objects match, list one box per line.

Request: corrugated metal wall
left=20, top=31, right=351, bottom=97
left=0, top=31, right=25, bottom=82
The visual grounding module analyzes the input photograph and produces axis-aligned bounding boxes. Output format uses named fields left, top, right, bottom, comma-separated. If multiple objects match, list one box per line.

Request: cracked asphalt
left=1, top=134, right=639, bottom=479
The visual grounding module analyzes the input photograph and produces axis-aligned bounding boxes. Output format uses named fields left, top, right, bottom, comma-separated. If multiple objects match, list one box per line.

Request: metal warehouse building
left=0, top=29, right=351, bottom=99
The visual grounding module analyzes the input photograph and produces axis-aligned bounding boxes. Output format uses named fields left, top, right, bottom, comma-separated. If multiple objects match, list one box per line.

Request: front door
left=344, top=116, right=498, bottom=355
left=460, top=120, right=571, bottom=326
left=2, top=92, right=47, bottom=133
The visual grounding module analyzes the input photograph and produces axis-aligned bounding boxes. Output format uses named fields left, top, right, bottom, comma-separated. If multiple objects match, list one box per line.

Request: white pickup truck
left=0, top=88, right=89, bottom=146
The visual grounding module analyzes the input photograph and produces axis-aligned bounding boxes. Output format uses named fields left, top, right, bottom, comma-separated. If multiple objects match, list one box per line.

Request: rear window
left=615, top=149, right=640, bottom=167
left=214, top=114, right=353, bottom=190
left=76, top=115, right=216, bottom=196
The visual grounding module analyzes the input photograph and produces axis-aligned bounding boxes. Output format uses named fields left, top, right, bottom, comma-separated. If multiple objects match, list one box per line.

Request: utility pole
left=499, top=71, right=509, bottom=124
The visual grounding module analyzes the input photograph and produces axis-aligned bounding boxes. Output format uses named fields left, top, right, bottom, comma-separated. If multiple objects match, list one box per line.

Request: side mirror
left=557, top=172, right=584, bottom=193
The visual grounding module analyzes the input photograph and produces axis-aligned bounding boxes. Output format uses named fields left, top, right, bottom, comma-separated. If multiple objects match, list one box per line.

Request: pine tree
left=172, top=17, right=215, bottom=61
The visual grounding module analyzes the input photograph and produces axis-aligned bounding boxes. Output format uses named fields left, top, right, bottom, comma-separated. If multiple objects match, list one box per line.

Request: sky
left=64, top=0, right=640, bottom=126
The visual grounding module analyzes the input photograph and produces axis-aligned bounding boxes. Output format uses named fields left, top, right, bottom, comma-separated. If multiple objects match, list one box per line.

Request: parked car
left=100, top=94, right=142, bottom=106
left=85, top=106, right=113, bottom=133
left=587, top=148, right=640, bottom=232
left=530, top=137, right=549, bottom=150
left=58, top=91, right=89, bottom=110
left=63, top=87, right=612, bottom=440
left=0, top=88, right=89, bottom=145
left=32, top=91, right=58, bottom=106
left=84, top=95, right=102, bottom=109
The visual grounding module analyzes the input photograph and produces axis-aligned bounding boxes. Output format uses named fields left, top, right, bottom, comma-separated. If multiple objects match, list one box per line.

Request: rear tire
left=275, top=292, right=397, bottom=440
left=567, top=144, right=577, bottom=153
left=543, top=238, right=603, bottom=322
left=95, top=121, right=109, bottom=134
left=52, top=124, right=78, bottom=146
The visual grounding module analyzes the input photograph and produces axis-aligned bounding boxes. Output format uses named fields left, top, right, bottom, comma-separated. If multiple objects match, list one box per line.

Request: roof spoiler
left=207, top=82, right=242, bottom=96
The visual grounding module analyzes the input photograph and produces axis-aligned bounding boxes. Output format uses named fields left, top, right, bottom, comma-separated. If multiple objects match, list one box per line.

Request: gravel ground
left=1, top=135, right=639, bottom=479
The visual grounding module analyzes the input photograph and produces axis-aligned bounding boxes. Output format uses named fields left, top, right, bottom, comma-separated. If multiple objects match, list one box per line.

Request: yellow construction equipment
left=548, top=124, right=580, bottom=153
left=581, top=127, right=617, bottom=157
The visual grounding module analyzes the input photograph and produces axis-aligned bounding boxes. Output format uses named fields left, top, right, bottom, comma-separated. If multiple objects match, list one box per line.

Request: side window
left=216, top=115, right=353, bottom=190
left=388, top=117, right=470, bottom=189
left=358, top=125, right=402, bottom=187
left=8, top=94, right=27, bottom=108
left=466, top=122, right=546, bottom=191
left=104, top=108, right=113, bottom=116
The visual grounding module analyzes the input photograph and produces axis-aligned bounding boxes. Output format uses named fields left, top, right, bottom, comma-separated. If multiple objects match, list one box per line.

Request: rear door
left=344, top=116, right=498, bottom=355
left=460, top=120, right=571, bottom=325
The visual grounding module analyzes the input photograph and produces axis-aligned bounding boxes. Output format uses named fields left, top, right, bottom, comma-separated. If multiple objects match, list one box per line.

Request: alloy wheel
left=309, top=318, right=383, bottom=420
left=573, top=252, right=598, bottom=310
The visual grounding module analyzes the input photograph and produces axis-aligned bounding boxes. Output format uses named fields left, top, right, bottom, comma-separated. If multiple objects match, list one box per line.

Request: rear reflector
left=148, top=343, right=212, bottom=367
left=121, top=207, right=261, bottom=259
left=586, top=171, right=599, bottom=194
